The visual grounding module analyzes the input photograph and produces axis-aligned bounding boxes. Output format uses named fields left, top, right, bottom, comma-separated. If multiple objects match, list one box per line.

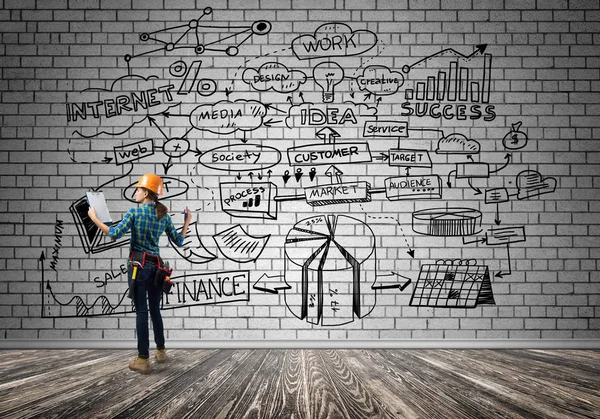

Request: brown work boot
left=129, top=356, right=151, bottom=374
left=155, top=349, right=167, bottom=363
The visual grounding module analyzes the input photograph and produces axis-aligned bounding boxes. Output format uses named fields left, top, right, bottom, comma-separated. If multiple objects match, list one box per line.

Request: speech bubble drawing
left=357, top=65, right=404, bottom=96
left=285, top=101, right=378, bottom=130
left=436, top=133, right=481, bottom=155
left=189, top=99, right=267, bottom=135
left=242, top=62, right=307, bottom=93
left=292, top=22, right=378, bottom=60
left=68, top=74, right=181, bottom=138
left=516, top=170, right=556, bottom=200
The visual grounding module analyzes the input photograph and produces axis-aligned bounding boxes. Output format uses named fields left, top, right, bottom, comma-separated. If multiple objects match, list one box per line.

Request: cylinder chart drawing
left=284, top=214, right=377, bottom=326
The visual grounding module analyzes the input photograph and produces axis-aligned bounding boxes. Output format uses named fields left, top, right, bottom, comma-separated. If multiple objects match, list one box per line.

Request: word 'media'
left=66, top=84, right=175, bottom=122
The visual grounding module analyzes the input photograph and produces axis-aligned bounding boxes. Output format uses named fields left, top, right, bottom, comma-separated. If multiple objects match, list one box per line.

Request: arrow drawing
left=405, top=44, right=488, bottom=73
left=372, top=272, right=412, bottom=291
left=253, top=273, right=291, bottom=294
left=325, top=165, right=343, bottom=184
left=490, top=153, right=511, bottom=174
left=495, top=244, right=513, bottom=278
left=316, top=127, right=341, bottom=144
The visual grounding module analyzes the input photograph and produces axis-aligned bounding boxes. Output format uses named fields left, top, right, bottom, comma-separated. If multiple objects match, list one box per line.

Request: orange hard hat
left=134, top=173, right=163, bottom=196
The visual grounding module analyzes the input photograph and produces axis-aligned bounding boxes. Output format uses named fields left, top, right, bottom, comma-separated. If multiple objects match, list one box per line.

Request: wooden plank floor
left=0, top=349, right=598, bottom=418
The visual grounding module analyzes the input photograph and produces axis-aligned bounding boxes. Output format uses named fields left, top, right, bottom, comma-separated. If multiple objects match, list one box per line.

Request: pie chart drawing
left=284, top=214, right=377, bottom=326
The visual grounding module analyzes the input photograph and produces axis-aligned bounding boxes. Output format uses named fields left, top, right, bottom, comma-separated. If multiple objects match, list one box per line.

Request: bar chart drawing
left=404, top=47, right=492, bottom=104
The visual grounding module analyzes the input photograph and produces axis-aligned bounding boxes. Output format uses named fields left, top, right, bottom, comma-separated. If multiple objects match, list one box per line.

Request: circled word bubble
left=199, top=144, right=281, bottom=172
left=124, top=176, right=189, bottom=202
left=163, top=138, right=190, bottom=158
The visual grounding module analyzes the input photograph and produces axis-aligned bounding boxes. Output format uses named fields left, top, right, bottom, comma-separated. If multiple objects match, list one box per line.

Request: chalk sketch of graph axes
left=40, top=252, right=130, bottom=318
left=402, top=44, right=492, bottom=104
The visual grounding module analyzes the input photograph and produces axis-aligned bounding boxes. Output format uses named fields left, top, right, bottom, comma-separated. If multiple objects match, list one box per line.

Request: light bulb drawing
left=313, top=62, right=345, bottom=103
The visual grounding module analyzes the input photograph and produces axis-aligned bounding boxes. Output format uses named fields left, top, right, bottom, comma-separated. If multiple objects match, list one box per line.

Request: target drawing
left=284, top=215, right=377, bottom=326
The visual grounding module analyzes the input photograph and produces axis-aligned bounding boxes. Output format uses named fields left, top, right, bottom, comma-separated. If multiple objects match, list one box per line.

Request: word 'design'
left=292, top=23, right=378, bottom=60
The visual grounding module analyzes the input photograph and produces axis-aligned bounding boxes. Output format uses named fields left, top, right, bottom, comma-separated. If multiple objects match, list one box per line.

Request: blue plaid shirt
left=108, top=203, right=184, bottom=256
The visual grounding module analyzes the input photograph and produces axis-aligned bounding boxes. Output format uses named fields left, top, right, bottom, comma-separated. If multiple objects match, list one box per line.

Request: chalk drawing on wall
left=69, top=196, right=129, bottom=254
left=44, top=10, right=568, bottom=324
left=435, top=133, right=481, bottom=155
left=291, top=22, right=378, bottom=60
left=66, top=74, right=180, bottom=138
left=502, top=121, right=528, bottom=150
left=220, top=182, right=278, bottom=220
left=284, top=214, right=377, bottom=326
left=516, top=170, right=557, bottom=200
left=130, top=7, right=271, bottom=61
left=243, top=62, right=308, bottom=94
left=170, top=221, right=218, bottom=265
left=400, top=44, right=496, bottom=122
left=213, top=224, right=270, bottom=263
left=409, top=259, right=495, bottom=308
left=412, top=207, right=483, bottom=237
left=197, top=144, right=281, bottom=173
left=161, top=271, right=250, bottom=309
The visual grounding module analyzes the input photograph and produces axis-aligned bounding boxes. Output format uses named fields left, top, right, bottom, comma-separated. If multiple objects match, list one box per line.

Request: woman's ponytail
left=147, top=190, right=168, bottom=220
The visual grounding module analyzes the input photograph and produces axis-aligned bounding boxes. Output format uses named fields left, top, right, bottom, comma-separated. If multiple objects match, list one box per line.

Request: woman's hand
left=88, top=206, right=98, bottom=221
left=181, top=207, right=192, bottom=239
left=183, top=206, right=192, bottom=223
left=87, top=206, right=110, bottom=235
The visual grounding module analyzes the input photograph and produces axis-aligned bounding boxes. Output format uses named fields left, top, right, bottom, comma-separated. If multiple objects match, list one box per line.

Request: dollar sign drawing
left=511, top=134, right=519, bottom=144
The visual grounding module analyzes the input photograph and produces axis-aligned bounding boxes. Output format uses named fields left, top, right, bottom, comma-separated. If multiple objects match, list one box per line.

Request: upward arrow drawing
left=316, top=127, right=340, bottom=144
left=406, top=44, right=488, bottom=72
left=325, top=165, right=343, bottom=184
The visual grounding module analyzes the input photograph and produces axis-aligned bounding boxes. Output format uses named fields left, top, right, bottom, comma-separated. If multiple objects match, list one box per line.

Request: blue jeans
left=128, top=261, right=165, bottom=358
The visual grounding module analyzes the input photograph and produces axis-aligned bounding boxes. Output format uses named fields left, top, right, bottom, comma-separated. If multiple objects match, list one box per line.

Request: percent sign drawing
left=169, top=60, right=217, bottom=97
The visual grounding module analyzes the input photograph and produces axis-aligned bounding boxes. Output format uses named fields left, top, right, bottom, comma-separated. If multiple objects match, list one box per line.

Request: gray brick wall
left=0, top=0, right=599, bottom=343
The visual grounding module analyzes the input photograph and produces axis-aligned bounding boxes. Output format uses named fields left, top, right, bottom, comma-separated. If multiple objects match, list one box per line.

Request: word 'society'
left=43, top=10, right=556, bottom=325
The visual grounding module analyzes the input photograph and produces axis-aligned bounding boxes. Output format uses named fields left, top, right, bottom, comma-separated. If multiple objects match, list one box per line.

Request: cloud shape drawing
left=292, top=22, right=378, bottom=60
left=242, top=62, right=307, bottom=93
left=516, top=170, right=557, bottom=200
left=357, top=65, right=404, bottom=96
left=71, top=74, right=181, bottom=138
left=436, top=133, right=481, bottom=155
left=189, top=99, right=267, bottom=135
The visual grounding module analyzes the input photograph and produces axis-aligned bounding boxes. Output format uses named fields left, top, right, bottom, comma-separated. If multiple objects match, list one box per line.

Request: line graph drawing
left=127, top=8, right=271, bottom=63
left=40, top=252, right=131, bottom=318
